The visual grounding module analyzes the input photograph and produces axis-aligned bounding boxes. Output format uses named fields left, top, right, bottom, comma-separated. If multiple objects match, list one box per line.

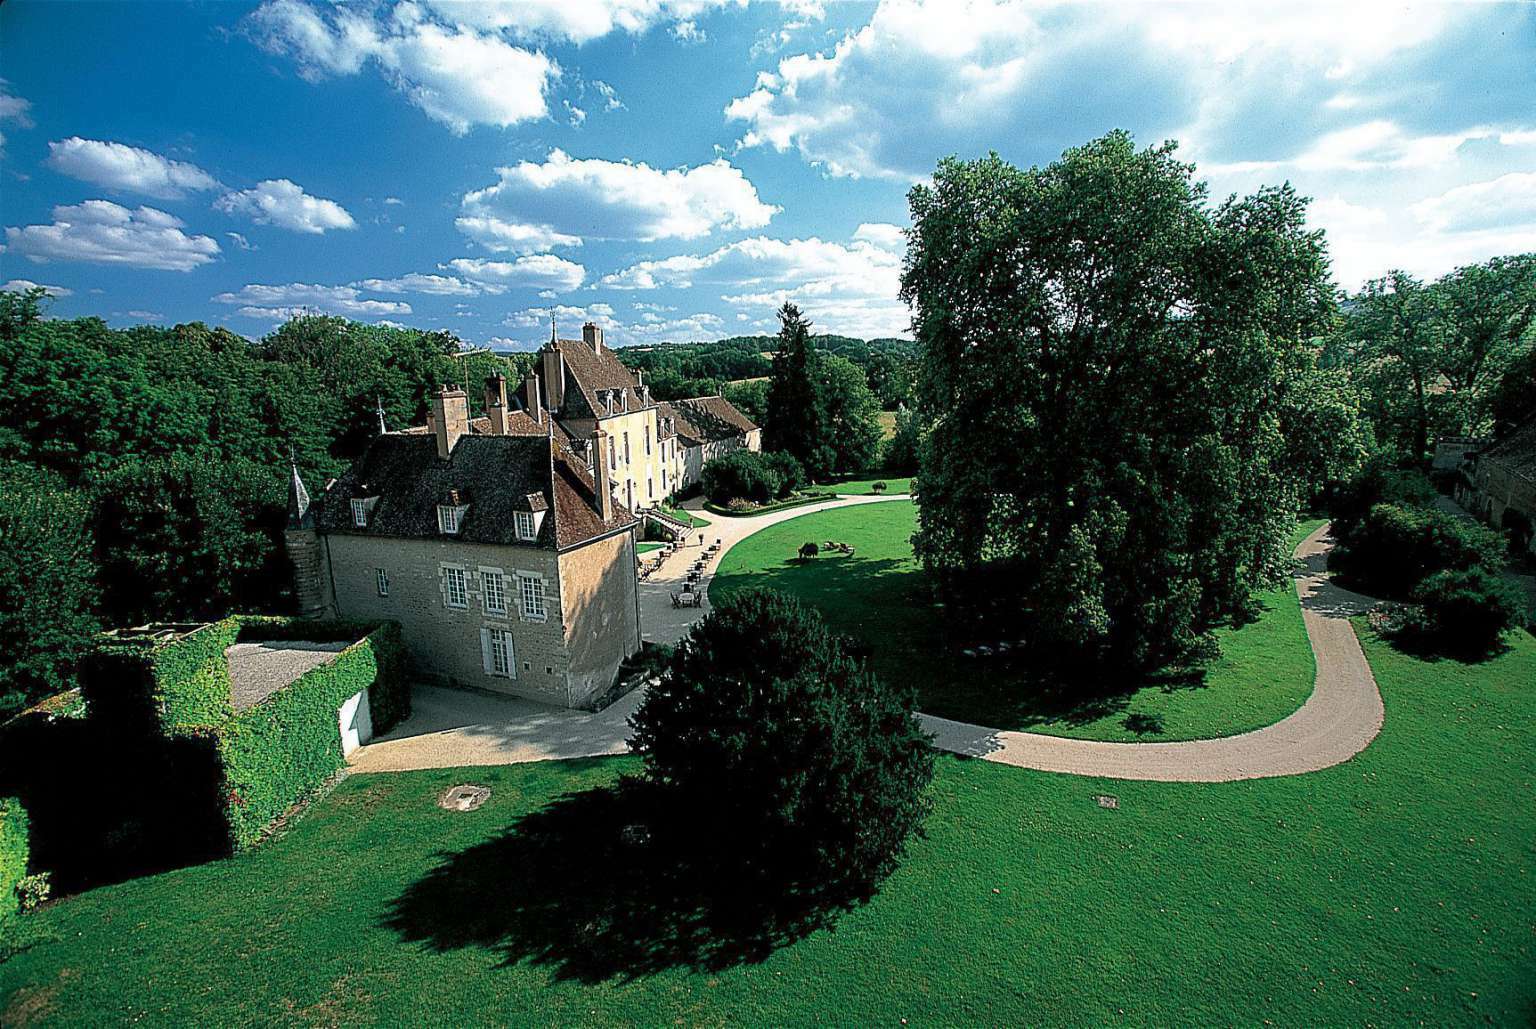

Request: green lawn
left=636, top=541, right=665, bottom=555
left=2, top=627, right=1532, bottom=1024
left=810, top=474, right=914, bottom=496
left=659, top=503, right=710, bottom=528
left=712, top=501, right=1323, bottom=741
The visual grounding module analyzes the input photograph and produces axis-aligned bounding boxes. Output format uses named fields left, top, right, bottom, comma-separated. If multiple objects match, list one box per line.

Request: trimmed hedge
left=1, top=796, right=27, bottom=925
left=77, top=616, right=409, bottom=852
left=220, top=619, right=408, bottom=848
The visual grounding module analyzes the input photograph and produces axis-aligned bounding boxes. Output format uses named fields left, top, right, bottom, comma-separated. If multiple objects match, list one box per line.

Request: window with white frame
left=375, top=568, right=389, bottom=597
left=488, top=628, right=514, bottom=677
left=519, top=574, right=546, bottom=619
left=443, top=565, right=468, bottom=608
left=482, top=569, right=507, bottom=616
left=438, top=504, right=463, bottom=534
left=515, top=510, right=536, bottom=540
left=350, top=498, right=370, bottom=527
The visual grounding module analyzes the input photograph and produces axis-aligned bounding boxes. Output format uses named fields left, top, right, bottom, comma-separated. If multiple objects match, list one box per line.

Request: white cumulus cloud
left=442, top=255, right=586, bottom=293
left=461, top=149, right=777, bottom=245
left=248, top=0, right=558, bottom=134
left=452, top=215, right=582, bottom=254
left=213, top=282, right=413, bottom=319
left=352, top=272, right=497, bottom=296
left=46, top=138, right=219, bottom=199
left=2, top=279, right=72, bottom=298
left=5, top=200, right=221, bottom=271
left=214, top=179, right=356, bottom=234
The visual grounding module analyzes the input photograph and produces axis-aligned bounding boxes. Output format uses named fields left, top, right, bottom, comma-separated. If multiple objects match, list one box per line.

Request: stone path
left=923, top=523, right=1385, bottom=781
left=350, top=513, right=1387, bottom=784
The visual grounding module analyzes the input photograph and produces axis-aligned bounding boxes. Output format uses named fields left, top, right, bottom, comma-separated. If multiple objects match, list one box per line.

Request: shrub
left=1332, top=503, right=1506, bottom=598
left=1326, top=459, right=1438, bottom=543
left=630, top=589, right=934, bottom=892
left=1, top=796, right=28, bottom=924
left=1402, top=569, right=1527, bottom=654
left=702, top=449, right=802, bottom=506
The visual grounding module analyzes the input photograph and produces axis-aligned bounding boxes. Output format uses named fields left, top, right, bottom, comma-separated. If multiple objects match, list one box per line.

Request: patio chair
left=670, top=592, right=682, bottom=608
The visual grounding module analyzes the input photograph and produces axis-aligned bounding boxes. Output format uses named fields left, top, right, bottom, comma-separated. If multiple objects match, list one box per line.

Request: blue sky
left=2, top=1, right=1534, bottom=350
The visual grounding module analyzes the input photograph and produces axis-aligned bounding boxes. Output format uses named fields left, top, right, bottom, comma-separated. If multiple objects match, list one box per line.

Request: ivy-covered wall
left=219, top=618, right=408, bottom=848
left=75, top=616, right=409, bottom=853
left=0, top=796, right=28, bottom=925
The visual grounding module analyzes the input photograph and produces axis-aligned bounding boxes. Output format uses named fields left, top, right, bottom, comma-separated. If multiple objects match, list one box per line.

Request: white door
left=338, top=689, right=374, bottom=756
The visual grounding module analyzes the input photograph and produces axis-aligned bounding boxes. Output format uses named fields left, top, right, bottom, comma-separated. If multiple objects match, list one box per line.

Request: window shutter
left=480, top=627, right=493, bottom=676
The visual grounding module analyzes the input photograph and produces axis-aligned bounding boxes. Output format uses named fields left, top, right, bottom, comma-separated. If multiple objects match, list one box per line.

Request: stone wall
left=559, top=528, right=642, bottom=705
left=324, top=533, right=573, bottom=706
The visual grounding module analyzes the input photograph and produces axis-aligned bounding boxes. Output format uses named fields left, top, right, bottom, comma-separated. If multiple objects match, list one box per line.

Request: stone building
left=285, top=380, right=642, bottom=709
left=659, top=395, right=765, bottom=491
left=1456, top=418, right=1536, bottom=557
left=529, top=322, right=759, bottom=507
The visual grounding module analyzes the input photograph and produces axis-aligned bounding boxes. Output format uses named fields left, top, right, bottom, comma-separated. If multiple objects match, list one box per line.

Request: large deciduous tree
left=901, top=132, right=1345, bottom=668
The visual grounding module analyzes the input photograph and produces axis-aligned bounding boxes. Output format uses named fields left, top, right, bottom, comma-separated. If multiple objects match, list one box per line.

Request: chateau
left=284, top=323, right=759, bottom=708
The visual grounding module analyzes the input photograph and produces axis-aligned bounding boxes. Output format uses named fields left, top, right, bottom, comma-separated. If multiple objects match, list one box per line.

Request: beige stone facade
left=289, top=391, right=644, bottom=710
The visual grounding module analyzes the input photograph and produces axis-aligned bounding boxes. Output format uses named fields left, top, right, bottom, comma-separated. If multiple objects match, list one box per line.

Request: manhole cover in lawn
left=439, top=785, right=491, bottom=812
left=1094, top=794, right=1119, bottom=809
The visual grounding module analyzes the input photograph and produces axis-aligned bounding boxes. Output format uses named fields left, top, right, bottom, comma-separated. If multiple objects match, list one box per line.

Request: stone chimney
left=431, top=384, right=469, bottom=459
left=484, top=373, right=510, bottom=435
left=590, top=429, right=613, bottom=521
left=583, top=321, right=604, bottom=353
left=523, top=372, right=542, bottom=425
left=541, top=344, right=565, bottom=413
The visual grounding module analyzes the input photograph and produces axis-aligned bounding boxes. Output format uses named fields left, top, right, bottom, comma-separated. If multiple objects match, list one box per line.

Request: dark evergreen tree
left=630, top=588, right=933, bottom=891
left=765, top=303, right=833, bottom=479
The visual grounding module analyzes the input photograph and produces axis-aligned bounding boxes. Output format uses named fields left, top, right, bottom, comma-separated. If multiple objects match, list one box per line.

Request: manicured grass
left=713, top=502, right=1323, bottom=740
left=636, top=541, right=666, bottom=555
left=659, top=504, right=710, bottom=528
left=3, top=628, right=1532, bottom=1023
left=810, top=474, right=913, bottom=496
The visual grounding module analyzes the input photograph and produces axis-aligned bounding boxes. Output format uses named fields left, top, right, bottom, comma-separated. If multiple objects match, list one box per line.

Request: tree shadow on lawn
left=718, top=552, right=1217, bottom=733
left=384, top=779, right=863, bottom=984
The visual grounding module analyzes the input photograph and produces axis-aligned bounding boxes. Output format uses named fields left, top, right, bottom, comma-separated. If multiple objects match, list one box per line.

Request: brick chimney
left=582, top=321, right=604, bottom=353
left=484, top=373, right=510, bottom=435
left=523, top=371, right=542, bottom=425
left=541, top=344, right=565, bottom=413
left=590, top=429, right=613, bottom=521
left=431, top=384, right=468, bottom=459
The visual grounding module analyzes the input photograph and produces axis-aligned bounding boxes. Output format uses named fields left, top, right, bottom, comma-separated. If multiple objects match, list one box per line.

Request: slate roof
left=660, top=395, right=759, bottom=446
left=400, top=411, right=571, bottom=442
left=1480, top=417, right=1536, bottom=485
left=316, top=432, right=634, bottom=550
left=547, top=339, right=651, bottom=421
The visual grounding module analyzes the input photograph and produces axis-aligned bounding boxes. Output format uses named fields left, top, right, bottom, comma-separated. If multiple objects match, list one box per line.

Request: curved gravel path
left=921, top=522, right=1385, bottom=781
left=352, top=511, right=1384, bottom=783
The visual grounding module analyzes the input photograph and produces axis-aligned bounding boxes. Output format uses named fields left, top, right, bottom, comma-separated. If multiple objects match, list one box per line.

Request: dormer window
left=515, top=511, right=536, bottom=540
left=350, top=495, right=379, bottom=527
left=437, top=504, right=466, bottom=534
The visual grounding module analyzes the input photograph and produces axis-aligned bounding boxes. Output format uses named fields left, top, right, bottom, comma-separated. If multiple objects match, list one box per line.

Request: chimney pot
left=582, top=321, right=604, bottom=353
left=484, top=373, right=510, bottom=435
